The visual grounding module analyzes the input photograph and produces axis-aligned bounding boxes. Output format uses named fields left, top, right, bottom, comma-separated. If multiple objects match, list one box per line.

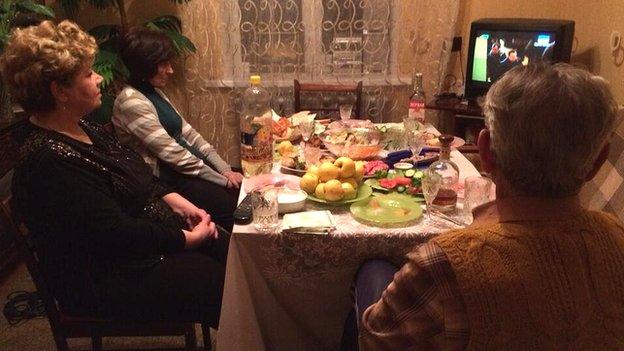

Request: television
left=464, top=18, right=575, bottom=100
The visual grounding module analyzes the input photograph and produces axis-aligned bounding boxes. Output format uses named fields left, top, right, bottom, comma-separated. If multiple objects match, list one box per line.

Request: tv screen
left=464, top=18, right=574, bottom=100
left=471, top=30, right=557, bottom=83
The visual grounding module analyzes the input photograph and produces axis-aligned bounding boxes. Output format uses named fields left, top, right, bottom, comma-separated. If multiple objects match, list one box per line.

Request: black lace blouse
left=11, top=120, right=186, bottom=312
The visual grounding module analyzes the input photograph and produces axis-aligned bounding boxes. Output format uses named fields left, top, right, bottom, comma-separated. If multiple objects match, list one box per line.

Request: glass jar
left=427, top=134, right=459, bottom=213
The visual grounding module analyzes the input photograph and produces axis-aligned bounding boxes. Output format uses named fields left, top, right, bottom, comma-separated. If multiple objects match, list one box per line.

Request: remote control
left=233, top=193, right=253, bottom=224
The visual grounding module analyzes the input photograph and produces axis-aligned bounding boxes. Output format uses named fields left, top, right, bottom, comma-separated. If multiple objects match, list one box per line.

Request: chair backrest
left=293, top=79, right=363, bottom=119
left=0, top=196, right=68, bottom=331
left=580, top=114, right=624, bottom=222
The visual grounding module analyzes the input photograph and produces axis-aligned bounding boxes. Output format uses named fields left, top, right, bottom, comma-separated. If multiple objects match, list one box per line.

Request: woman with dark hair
left=2, top=20, right=227, bottom=325
left=113, top=27, right=242, bottom=232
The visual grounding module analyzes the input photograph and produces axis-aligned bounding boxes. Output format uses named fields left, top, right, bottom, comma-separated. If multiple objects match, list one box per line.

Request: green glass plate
left=350, top=193, right=423, bottom=227
left=307, top=184, right=373, bottom=205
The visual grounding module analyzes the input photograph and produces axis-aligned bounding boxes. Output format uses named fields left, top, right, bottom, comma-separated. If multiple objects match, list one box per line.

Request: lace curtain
left=169, top=0, right=459, bottom=165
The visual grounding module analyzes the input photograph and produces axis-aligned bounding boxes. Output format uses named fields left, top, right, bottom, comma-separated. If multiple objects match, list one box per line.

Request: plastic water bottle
left=240, top=75, right=273, bottom=177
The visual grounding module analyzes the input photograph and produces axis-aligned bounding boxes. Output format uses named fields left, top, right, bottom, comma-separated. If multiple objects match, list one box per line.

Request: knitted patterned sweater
left=433, top=210, right=624, bottom=350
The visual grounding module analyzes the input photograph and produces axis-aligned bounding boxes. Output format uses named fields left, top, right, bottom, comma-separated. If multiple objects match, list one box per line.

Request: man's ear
left=50, top=81, right=68, bottom=104
left=477, top=129, right=496, bottom=174
left=585, top=143, right=610, bottom=181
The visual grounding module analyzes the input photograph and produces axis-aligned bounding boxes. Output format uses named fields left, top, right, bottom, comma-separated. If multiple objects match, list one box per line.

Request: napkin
left=282, top=210, right=336, bottom=234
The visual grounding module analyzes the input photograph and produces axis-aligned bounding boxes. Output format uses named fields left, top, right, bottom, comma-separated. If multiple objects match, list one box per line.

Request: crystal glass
left=402, top=116, right=420, bottom=132
left=463, top=176, right=493, bottom=215
left=251, top=187, right=280, bottom=233
left=421, top=170, right=442, bottom=222
left=405, top=129, right=425, bottom=161
left=339, top=104, right=353, bottom=120
left=428, top=135, right=460, bottom=213
left=298, top=120, right=315, bottom=143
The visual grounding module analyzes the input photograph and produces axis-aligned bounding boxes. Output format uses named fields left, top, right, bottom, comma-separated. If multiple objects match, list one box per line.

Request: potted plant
left=58, top=0, right=197, bottom=123
left=0, top=0, right=55, bottom=120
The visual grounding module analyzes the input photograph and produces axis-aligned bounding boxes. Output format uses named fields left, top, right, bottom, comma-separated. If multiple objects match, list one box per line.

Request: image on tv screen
left=471, top=30, right=557, bottom=83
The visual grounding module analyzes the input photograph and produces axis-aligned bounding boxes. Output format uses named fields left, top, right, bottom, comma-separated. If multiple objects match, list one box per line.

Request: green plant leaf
left=93, top=48, right=118, bottom=88
left=86, top=0, right=116, bottom=10
left=58, top=0, right=81, bottom=18
left=146, top=15, right=182, bottom=33
left=15, top=2, right=55, bottom=18
left=88, top=24, right=120, bottom=44
left=144, top=16, right=196, bottom=55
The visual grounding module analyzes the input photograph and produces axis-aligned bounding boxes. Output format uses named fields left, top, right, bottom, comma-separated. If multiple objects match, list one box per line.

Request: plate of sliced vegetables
left=364, top=168, right=425, bottom=200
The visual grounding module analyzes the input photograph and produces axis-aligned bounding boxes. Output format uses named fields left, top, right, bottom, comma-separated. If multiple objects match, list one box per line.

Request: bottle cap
left=250, top=75, right=261, bottom=85
left=439, top=134, right=455, bottom=147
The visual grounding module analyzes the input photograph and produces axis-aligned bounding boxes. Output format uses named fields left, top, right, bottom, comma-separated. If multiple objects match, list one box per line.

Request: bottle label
left=408, top=101, right=426, bottom=123
left=240, top=126, right=272, bottom=162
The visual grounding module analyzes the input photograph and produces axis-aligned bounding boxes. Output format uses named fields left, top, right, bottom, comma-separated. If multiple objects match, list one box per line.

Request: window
left=238, top=0, right=305, bottom=74
left=227, top=0, right=394, bottom=78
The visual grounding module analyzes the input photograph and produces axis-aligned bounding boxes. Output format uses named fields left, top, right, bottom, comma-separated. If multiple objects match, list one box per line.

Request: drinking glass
left=421, top=170, right=442, bottom=222
left=298, top=120, right=315, bottom=143
left=406, top=129, right=426, bottom=161
left=339, top=104, right=353, bottom=120
left=403, top=116, right=423, bottom=132
left=463, top=176, right=493, bottom=215
left=251, top=187, right=280, bottom=233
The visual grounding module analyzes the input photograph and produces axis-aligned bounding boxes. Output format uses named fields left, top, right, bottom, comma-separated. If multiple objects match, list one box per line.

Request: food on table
left=318, top=162, right=340, bottom=182
left=324, top=179, right=344, bottom=201
left=393, top=162, right=414, bottom=170
left=334, top=157, right=356, bottom=178
left=350, top=193, right=423, bottom=227
left=341, top=182, right=357, bottom=200
left=364, top=160, right=389, bottom=177
left=300, top=173, right=319, bottom=194
left=300, top=157, right=366, bottom=202
left=354, top=161, right=365, bottom=182
left=365, top=168, right=425, bottom=198
left=376, top=123, right=407, bottom=151
left=276, top=140, right=296, bottom=156
left=281, top=155, right=306, bottom=170
left=321, top=120, right=382, bottom=159
left=426, top=137, right=441, bottom=147
left=272, top=117, right=291, bottom=138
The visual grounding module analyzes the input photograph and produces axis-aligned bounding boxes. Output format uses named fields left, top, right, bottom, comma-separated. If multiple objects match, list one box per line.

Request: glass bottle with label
left=428, top=134, right=459, bottom=212
left=240, top=75, right=273, bottom=177
left=407, top=72, right=426, bottom=128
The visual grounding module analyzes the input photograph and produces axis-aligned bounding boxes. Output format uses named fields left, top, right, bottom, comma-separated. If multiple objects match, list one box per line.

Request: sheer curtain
left=171, top=0, right=460, bottom=165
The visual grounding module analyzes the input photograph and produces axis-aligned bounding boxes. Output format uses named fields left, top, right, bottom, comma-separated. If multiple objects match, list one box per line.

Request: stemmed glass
left=421, top=170, right=442, bottom=222
left=339, top=104, right=353, bottom=121
left=298, top=120, right=315, bottom=144
left=406, top=129, right=426, bottom=162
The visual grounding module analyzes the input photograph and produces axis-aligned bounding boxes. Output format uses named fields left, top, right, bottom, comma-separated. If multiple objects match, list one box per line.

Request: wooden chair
left=294, top=79, right=363, bottom=119
left=0, top=120, right=212, bottom=351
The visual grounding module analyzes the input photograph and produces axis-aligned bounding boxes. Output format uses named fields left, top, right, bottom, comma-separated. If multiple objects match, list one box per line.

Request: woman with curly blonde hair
left=2, top=20, right=228, bottom=325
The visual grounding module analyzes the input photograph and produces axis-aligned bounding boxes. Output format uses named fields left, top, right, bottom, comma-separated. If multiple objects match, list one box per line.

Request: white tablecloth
left=217, top=150, right=480, bottom=351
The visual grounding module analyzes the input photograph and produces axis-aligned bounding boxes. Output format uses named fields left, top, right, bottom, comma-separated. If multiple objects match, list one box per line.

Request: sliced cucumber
left=404, top=169, right=416, bottom=178
left=414, top=170, right=424, bottom=179
left=396, top=185, right=406, bottom=193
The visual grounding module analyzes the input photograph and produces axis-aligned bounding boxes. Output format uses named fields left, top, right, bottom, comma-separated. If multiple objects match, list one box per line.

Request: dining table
left=216, top=134, right=482, bottom=351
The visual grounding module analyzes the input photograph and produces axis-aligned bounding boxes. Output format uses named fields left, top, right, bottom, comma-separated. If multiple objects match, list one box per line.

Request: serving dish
left=350, top=193, right=423, bottom=227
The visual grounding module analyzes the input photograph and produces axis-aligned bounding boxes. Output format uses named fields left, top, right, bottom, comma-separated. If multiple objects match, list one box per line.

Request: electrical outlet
left=452, top=37, right=462, bottom=52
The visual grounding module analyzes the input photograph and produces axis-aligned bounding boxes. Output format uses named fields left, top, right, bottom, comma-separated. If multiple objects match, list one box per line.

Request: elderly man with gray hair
left=355, top=63, right=624, bottom=350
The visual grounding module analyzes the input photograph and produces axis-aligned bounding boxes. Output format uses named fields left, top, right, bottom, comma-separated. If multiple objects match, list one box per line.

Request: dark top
left=11, top=120, right=186, bottom=313
left=134, top=82, right=205, bottom=160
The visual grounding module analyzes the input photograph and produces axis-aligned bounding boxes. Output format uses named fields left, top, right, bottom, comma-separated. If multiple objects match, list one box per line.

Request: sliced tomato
left=378, top=178, right=397, bottom=189
left=407, top=186, right=421, bottom=195
left=394, top=177, right=412, bottom=186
